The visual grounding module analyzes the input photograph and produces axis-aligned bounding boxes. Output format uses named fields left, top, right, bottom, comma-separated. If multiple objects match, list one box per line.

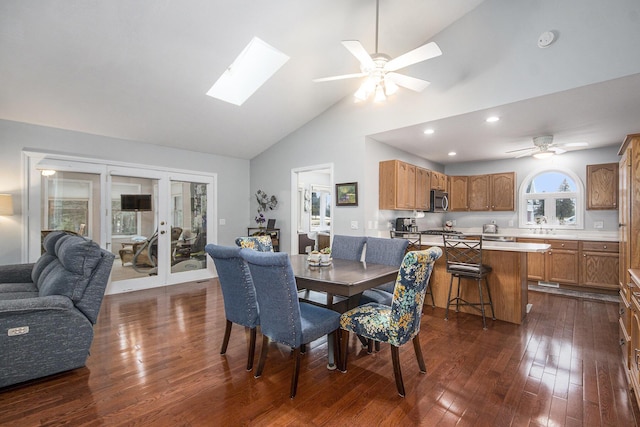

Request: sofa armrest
left=0, top=295, right=74, bottom=314
left=0, top=263, right=35, bottom=284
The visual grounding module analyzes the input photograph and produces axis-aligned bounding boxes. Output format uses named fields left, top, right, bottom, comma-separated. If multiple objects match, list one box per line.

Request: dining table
left=290, top=254, right=400, bottom=369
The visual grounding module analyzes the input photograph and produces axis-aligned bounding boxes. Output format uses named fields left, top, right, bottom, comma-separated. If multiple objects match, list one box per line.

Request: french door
left=25, top=153, right=216, bottom=294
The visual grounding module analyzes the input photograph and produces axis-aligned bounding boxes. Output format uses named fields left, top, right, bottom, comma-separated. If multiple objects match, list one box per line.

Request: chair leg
left=332, top=331, right=341, bottom=371
left=254, top=335, right=270, bottom=378
left=290, top=347, right=302, bottom=398
left=374, top=341, right=381, bottom=352
left=412, top=334, right=426, bottom=373
left=340, top=329, right=350, bottom=372
left=246, top=327, right=256, bottom=371
left=220, top=319, right=232, bottom=354
left=455, top=276, right=462, bottom=312
left=477, top=278, right=488, bottom=330
left=484, top=277, right=496, bottom=320
left=367, top=339, right=374, bottom=354
left=390, top=345, right=405, bottom=397
left=445, top=275, right=455, bottom=320
left=357, top=334, right=368, bottom=348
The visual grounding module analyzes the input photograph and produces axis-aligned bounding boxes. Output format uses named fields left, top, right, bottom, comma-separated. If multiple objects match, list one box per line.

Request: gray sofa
left=0, top=231, right=115, bottom=388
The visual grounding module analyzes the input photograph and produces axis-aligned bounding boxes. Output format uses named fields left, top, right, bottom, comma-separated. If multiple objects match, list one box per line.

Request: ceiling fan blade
left=386, top=42, right=442, bottom=72
left=550, top=147, right=566, bottom=154
left=313, top=73, right=367, bottom=82
left=505, top=146, right=535, bottom=154
left=386, top=72, right=430, bottom=92
left=341, top=40, right=374, bottom=69
left=515, top=150, right=535, bottom=159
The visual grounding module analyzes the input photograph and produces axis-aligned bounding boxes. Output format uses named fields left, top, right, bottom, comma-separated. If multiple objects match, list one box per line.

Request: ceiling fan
left=506, top=135, right=589, bottom=159
left=313, top=0, right=442, bottom=102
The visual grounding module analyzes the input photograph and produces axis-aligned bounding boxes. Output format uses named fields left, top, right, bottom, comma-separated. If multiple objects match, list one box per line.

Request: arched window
left=519, top=169, right=584, bottom=229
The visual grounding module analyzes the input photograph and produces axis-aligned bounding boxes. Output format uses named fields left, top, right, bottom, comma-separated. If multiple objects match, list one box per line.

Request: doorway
left=25, top=152, right=216, bottom=294
left=291, top=164, right=333, bottom=254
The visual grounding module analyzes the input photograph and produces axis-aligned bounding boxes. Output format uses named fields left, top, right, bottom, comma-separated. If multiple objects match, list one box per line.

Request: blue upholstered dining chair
left=239, top=249, right=341, bottom=398
left=331, top=235, right=366, bottom=261
left=359, top=237, right=409, bottom=306
left=204, top=244, right=260, bottom=371
left=339, top=247, right=443, bottom=397
left=234, top=235, right=273, bottom=252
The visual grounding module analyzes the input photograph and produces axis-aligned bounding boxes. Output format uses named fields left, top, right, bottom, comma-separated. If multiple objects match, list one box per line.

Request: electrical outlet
left=508, top=220, right=514, bottom=227
left=219, top=218, right=226, bottom=225
left=594, top=220, right=604, bottom=229
left=452, top=220, right=456, bottom=226
left=8, top=326, right=29, bottom=336
left=351, top=221, right=358, bottom=230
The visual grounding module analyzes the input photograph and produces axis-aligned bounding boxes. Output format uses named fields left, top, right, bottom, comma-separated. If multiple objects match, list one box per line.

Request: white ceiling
left=1, top=0, right=639, bottom=162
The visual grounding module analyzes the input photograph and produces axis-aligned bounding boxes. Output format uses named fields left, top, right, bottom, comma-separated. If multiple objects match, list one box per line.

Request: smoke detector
left=537, top=31, right=555, bottom=48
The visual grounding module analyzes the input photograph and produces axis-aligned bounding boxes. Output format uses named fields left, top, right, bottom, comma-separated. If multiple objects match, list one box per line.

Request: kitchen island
left=418, top=236, right=549, bottom=325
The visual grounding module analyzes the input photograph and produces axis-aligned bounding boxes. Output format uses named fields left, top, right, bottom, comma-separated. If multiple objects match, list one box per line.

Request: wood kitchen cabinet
left=448, top=175, right=468, bottom=211
left=546, top=240, right=579, bottom=285
left=379, top=160, right=431, bottom=211
left=468, top=175, right=490, bottom=211
left=580, top=241, right=619, bottom=289
left=430, top=171, right=447, bottom=191
left=519, top=238, right=619, bottom=290
left=467, top=172, right=515, bottom=211
left=587, top=162, right=618, bottom=210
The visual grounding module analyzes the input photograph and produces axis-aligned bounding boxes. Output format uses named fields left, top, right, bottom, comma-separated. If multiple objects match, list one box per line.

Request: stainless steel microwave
left=430, top=190, right=449, bottom=212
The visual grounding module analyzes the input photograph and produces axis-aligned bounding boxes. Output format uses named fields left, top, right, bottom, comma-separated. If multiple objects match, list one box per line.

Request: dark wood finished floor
left=1, top=279, right=638, bottom=426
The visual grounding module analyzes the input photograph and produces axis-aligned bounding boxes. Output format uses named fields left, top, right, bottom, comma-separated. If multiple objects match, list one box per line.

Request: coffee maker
left=395, top=217, right=416, bottom=232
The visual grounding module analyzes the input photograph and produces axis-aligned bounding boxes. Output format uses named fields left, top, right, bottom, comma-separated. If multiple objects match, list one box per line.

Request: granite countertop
left=456, top=228, right=619, bottom=242
left=419, top=235, right=549, bottom=253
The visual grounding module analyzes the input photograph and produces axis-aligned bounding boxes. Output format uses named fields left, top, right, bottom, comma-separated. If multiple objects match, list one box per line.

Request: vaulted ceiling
left=2, top=0, right=639, bottom=163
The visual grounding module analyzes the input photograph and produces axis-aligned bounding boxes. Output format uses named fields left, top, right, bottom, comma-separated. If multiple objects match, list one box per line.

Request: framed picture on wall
left=336, top=182, right=358, bottom=206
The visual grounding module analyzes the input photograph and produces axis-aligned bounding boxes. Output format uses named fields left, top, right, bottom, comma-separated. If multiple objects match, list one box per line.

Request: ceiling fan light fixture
left=533, top=150, right=554, bottom=159
left=374, top=85, right=386, bottom=102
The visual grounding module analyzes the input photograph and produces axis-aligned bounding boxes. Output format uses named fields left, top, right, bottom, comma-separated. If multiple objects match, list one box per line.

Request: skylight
left=206, top=37, right=289, bottom=106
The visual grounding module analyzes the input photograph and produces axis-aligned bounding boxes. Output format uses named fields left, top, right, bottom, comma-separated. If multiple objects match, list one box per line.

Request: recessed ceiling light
left=448, top=151, right=457, bottom=156
left=564, top=142, right=589, bottom=147
left=206, top=37, right=289, bottom=106
left=485, top=116, right=500, bottom=123
left=423, top=129, right=435, bottom=135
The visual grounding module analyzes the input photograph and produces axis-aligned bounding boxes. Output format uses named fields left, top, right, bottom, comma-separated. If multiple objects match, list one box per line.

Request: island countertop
left=418, top=235, right=550, bottom=253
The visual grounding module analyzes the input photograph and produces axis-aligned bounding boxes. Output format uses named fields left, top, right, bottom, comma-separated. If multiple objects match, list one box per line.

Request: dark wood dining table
left=290, top=254, right=400, bottom=311
left=290, top=254, right=400, bottom=369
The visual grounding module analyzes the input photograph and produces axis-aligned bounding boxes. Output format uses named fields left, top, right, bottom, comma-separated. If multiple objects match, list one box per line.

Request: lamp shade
left=0, top=194, right=14, bottom=216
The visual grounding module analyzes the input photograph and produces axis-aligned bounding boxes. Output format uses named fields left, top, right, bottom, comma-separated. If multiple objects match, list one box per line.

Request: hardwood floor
left=1, top=279, right=638, bottom=426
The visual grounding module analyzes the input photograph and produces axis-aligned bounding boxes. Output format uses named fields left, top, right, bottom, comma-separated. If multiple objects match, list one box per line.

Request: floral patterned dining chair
left=339, top=246, right=442, bottom=397
left=234, top=235, right=273, bottom=252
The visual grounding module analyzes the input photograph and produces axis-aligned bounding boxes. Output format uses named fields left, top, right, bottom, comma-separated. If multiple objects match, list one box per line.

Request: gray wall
left=0, top=119, right=250, bottom=264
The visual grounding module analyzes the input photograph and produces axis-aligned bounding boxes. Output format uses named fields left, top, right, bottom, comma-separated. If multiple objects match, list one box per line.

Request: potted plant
left=320, top=247, right=331, bottom=264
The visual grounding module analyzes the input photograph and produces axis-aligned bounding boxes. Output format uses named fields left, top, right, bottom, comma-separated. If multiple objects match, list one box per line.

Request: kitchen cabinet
left=415, top=167, right=431, bottom=211
left=580, top=241, right=619, bottom=289
left=468, top=175, right=490, bottom=211
left=518, top=238, right=618, bottom=290
left=491, top=172, right=516, bottom=211
left=379, top=160, right=433, bottom=211
left=629, top=277, right=640, bottom=409
left=466, top=172, right=515, bottom=211
left=587, top=163, right=618, bottom=210
left=546, top=240, right=579, bottom=285
left=430, top=171, right=447, bottom=191
left=448, top=176, right=468, bottom=211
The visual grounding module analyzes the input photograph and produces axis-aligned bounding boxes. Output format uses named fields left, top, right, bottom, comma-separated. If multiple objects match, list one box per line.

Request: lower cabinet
left=518, top=238, right=619, bottom=290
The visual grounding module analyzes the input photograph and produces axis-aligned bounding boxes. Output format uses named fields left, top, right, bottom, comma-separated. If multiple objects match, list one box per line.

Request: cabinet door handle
left=635, top=348, right=640, bottom=367
left=620, top=307, right=626, bottom=316
left=603, top=245, right=607, bottom=249
left=621, top=338, right=626, bottom=347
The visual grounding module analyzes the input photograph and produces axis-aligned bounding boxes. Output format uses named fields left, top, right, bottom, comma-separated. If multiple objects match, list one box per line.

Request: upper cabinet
left=448, top=176, right=469, bottom=211
left=587, top=163, right=618, bottom=210
left=379, top=160, right=431, bottom=211
left=430, top=171, right=447, bottom=191
left=464, top=172, right=516, bottom=212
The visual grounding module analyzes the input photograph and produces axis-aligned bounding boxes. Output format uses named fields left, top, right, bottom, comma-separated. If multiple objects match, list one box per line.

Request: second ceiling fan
left=313, top=0, right=442, bottom=102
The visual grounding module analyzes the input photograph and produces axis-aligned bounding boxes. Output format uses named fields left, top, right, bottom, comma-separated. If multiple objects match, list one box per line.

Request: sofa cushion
left=37, top=235, right=103, bottom=302
left=0, top=291, right=39, bottom=300
left=31, top=231, right=69, bottom=284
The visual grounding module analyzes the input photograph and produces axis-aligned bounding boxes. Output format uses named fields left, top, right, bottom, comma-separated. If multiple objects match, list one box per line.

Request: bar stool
left=442, top=234, right=495, bottom=329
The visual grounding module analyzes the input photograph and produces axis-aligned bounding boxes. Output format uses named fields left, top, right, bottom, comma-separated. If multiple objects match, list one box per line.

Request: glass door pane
left=169, top=179, right=209, bottom=276
left=109, top=175, right=161, bottom=284
left=41, top=170, right=101, bottom=251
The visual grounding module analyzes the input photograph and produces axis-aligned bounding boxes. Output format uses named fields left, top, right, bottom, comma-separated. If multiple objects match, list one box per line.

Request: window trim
left=518, top=167, right=584, bottom=230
